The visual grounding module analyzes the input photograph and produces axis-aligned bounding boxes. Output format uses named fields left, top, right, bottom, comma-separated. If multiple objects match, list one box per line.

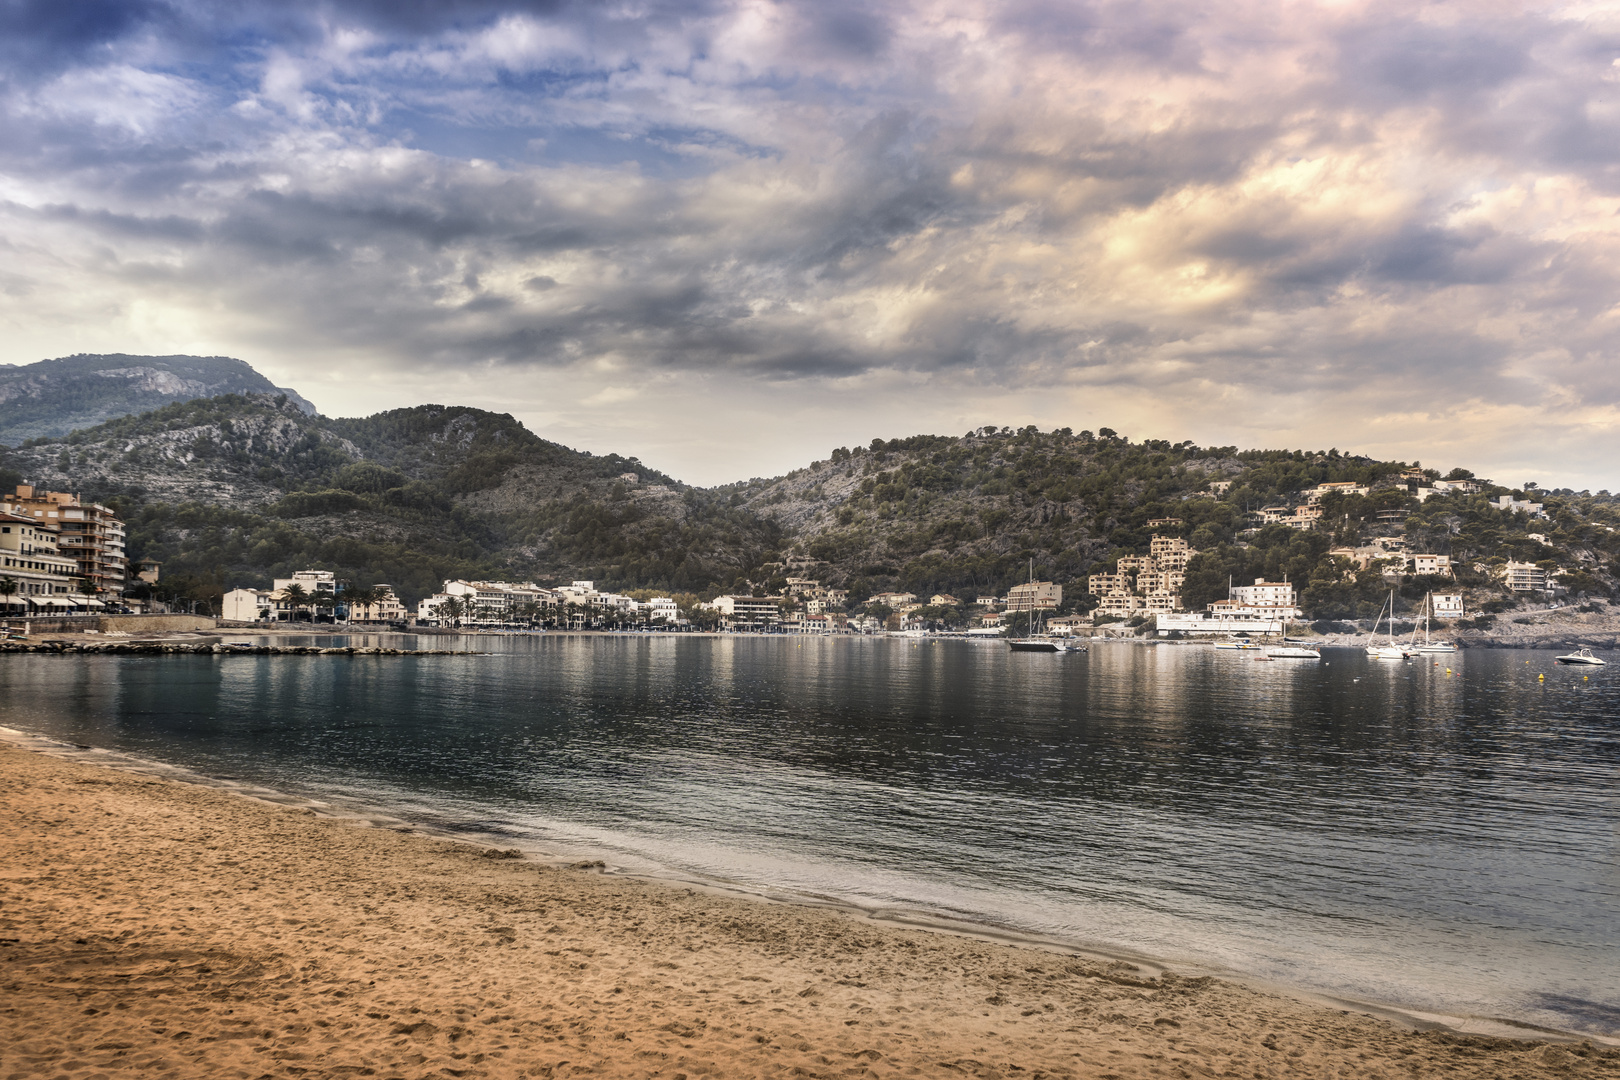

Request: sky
left=2, top=0, right=1619, bottom=488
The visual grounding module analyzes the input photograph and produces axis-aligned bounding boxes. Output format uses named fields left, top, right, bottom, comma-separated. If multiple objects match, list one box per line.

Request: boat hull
left=1009, top=641, right=1060, bottom=652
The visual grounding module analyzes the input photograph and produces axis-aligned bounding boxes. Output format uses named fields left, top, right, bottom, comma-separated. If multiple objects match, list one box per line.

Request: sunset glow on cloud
left=2, top=0, right=1618, bottom=484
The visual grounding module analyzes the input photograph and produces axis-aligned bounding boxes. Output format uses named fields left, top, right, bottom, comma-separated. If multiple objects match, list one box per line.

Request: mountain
left=0, top=394, right=780, bottom=605
left=0, top=354, right=316, bottom=445
left=0, top=399, right=1614, bottom=622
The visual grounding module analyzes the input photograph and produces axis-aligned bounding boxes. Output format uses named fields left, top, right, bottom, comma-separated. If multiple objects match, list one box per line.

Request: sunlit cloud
left=0, top=0, right=1618, bottom=485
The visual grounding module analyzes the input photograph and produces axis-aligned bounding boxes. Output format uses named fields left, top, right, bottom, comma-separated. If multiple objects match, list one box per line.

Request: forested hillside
left=2, top=402, right=1615, bottom=621
left=0, top=395, right=780, bottom=606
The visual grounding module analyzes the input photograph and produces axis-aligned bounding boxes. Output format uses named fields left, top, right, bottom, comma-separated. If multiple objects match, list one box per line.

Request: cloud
left=1, top=0, right=1619, bottom=485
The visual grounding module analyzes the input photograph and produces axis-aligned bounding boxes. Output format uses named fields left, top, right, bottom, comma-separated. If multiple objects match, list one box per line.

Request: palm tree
left=440, top=596, right=465, bottom=627
left=345, top=586, right=376, bottom=623
left=0, top=576, right=16, bottom=616
left=281, top=582, right=307, bottom=621
left=312, top=591, right=337, bottom=622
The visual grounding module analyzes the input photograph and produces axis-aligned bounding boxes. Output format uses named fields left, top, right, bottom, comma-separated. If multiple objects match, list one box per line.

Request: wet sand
left=2, top=737, right=1616, bottom=1080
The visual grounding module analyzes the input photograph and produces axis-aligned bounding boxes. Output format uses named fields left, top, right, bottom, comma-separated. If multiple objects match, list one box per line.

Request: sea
left=3, top=634, right=1616, bottom=1039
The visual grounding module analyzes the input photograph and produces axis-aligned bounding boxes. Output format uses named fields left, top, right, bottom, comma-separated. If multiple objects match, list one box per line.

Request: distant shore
left=4, top=732, right=1615, bottom=1080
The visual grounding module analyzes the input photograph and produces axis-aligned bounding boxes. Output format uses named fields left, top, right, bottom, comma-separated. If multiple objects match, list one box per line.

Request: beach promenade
left=2, top=737, right=1614, bottom=1080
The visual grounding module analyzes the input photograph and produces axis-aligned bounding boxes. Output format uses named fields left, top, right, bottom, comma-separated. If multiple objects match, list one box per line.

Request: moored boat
left=1267, top=646, right=1321, bottom=659
left=1554, top=647, right=1606, bottom=666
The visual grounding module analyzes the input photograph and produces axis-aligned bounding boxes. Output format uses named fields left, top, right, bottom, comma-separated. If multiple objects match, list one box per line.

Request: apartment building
left=1149, top=534, right=1198, bottom=569
left=348, top=586, right=407, bottom=623
left=1095, top=593, right=1143, bottom=618
left=1230, top=578, right=1298, bottom=609
left=1005, top=580, right=1062, bottom=611
left=0, top=512, right=85, bottom=609
left=1503, top=561, right=1549, bottom=592
left=705, top=595, right=782, bottom=630
left=1087, top=572, right=1129, bottom=596
left=0, top=486, right=127, bottom=596
left=1305, top=482, right=1370, bottom=502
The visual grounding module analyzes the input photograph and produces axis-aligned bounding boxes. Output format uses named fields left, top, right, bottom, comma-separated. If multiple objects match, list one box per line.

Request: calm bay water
left=4, top=636, right=1616, bottom=1037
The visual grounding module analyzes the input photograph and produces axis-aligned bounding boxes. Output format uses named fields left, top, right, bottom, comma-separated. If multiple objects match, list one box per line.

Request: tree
left=0, top=577, right=16, bottom=616
left=345, top=586, right=376, bottom=622
left=281, top=582, right=308, bottom=620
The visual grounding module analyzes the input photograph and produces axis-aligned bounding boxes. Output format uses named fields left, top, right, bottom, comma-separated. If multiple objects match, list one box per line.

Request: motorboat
left=1267, top=646, right=1322, bottom=659
left=1215, top=640, right=1261, bottom=650
left=1554, top=647, right=1606, bottom=666
left=1061, top=642, right=1088, bottom=653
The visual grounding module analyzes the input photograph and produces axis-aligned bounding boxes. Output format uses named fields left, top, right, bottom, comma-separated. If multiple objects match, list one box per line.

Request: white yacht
left=1554, top=647, right=1606, bottom=666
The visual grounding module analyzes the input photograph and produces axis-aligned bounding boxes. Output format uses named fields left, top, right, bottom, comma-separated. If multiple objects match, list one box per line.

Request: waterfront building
left=1432, top=594, right=1465, bottom=618
left=1229, top=578, right=1299, bottom=613
left=1095, top=593, right=1142, bottom=618
left=704, top=595, right=782, bottom=630
left=1006, top=580, right=1062, bottom=611
left=274, top=569, right=336, bottom=595
left=0, top=485, right=127, bottom=597
left=348, top=585, right=406, bottom=623
left=0, top=512, right=85, bottom=610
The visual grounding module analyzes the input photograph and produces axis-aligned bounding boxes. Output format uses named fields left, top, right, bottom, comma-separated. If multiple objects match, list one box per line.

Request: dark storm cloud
left=3, top=0, right=1620, bottom=478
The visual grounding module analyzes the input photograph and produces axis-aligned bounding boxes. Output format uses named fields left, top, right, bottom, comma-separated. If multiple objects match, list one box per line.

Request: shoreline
left=3, top=724, right=1614, bottom=1063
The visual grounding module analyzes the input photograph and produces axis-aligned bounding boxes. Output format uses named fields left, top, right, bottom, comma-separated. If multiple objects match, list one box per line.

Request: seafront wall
left=4, top=613, right=217, bottom=635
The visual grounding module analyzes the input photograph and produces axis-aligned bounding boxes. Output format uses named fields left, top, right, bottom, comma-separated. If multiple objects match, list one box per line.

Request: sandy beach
left=2, top=737, right=1615, bottom=1080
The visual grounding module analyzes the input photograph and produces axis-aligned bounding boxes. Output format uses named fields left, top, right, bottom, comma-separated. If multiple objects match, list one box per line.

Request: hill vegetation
left=2, top=401, right=1615, bottom=622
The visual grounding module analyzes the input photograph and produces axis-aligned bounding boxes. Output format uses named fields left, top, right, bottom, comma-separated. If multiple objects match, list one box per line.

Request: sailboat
left=1365, top=592, right=1412, bottom=660
left=1008, top=558, right=1060, bottom=652
left=1267, top=603, right=1320, bottom=659
left=1413, top=592, right=1457, bottom=654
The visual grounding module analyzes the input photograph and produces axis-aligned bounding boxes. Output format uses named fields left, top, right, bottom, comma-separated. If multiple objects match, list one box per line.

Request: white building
left=1229, top=579, right=1298, bottom=612
left=647, top=597, right=681, bottom=624
left=1490, top=496, right=1546, bottom=518
left=222, top=587, right=276, bottom=622
left=1503, top=561, right=1549, bottom=592
left=703, top=595, right=781, bottom=630
left=273, top=569, right=336, bottom=595
left=1432, top=594, right=1465, bottom=618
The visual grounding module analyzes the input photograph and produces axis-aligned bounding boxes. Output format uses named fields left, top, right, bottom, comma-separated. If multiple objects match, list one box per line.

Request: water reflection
left=0, top=637, right=1614, bottom=1037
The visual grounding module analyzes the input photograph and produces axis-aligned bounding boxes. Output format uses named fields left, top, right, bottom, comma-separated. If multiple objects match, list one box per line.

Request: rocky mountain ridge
left=0, top=354, right=315, bottom=446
